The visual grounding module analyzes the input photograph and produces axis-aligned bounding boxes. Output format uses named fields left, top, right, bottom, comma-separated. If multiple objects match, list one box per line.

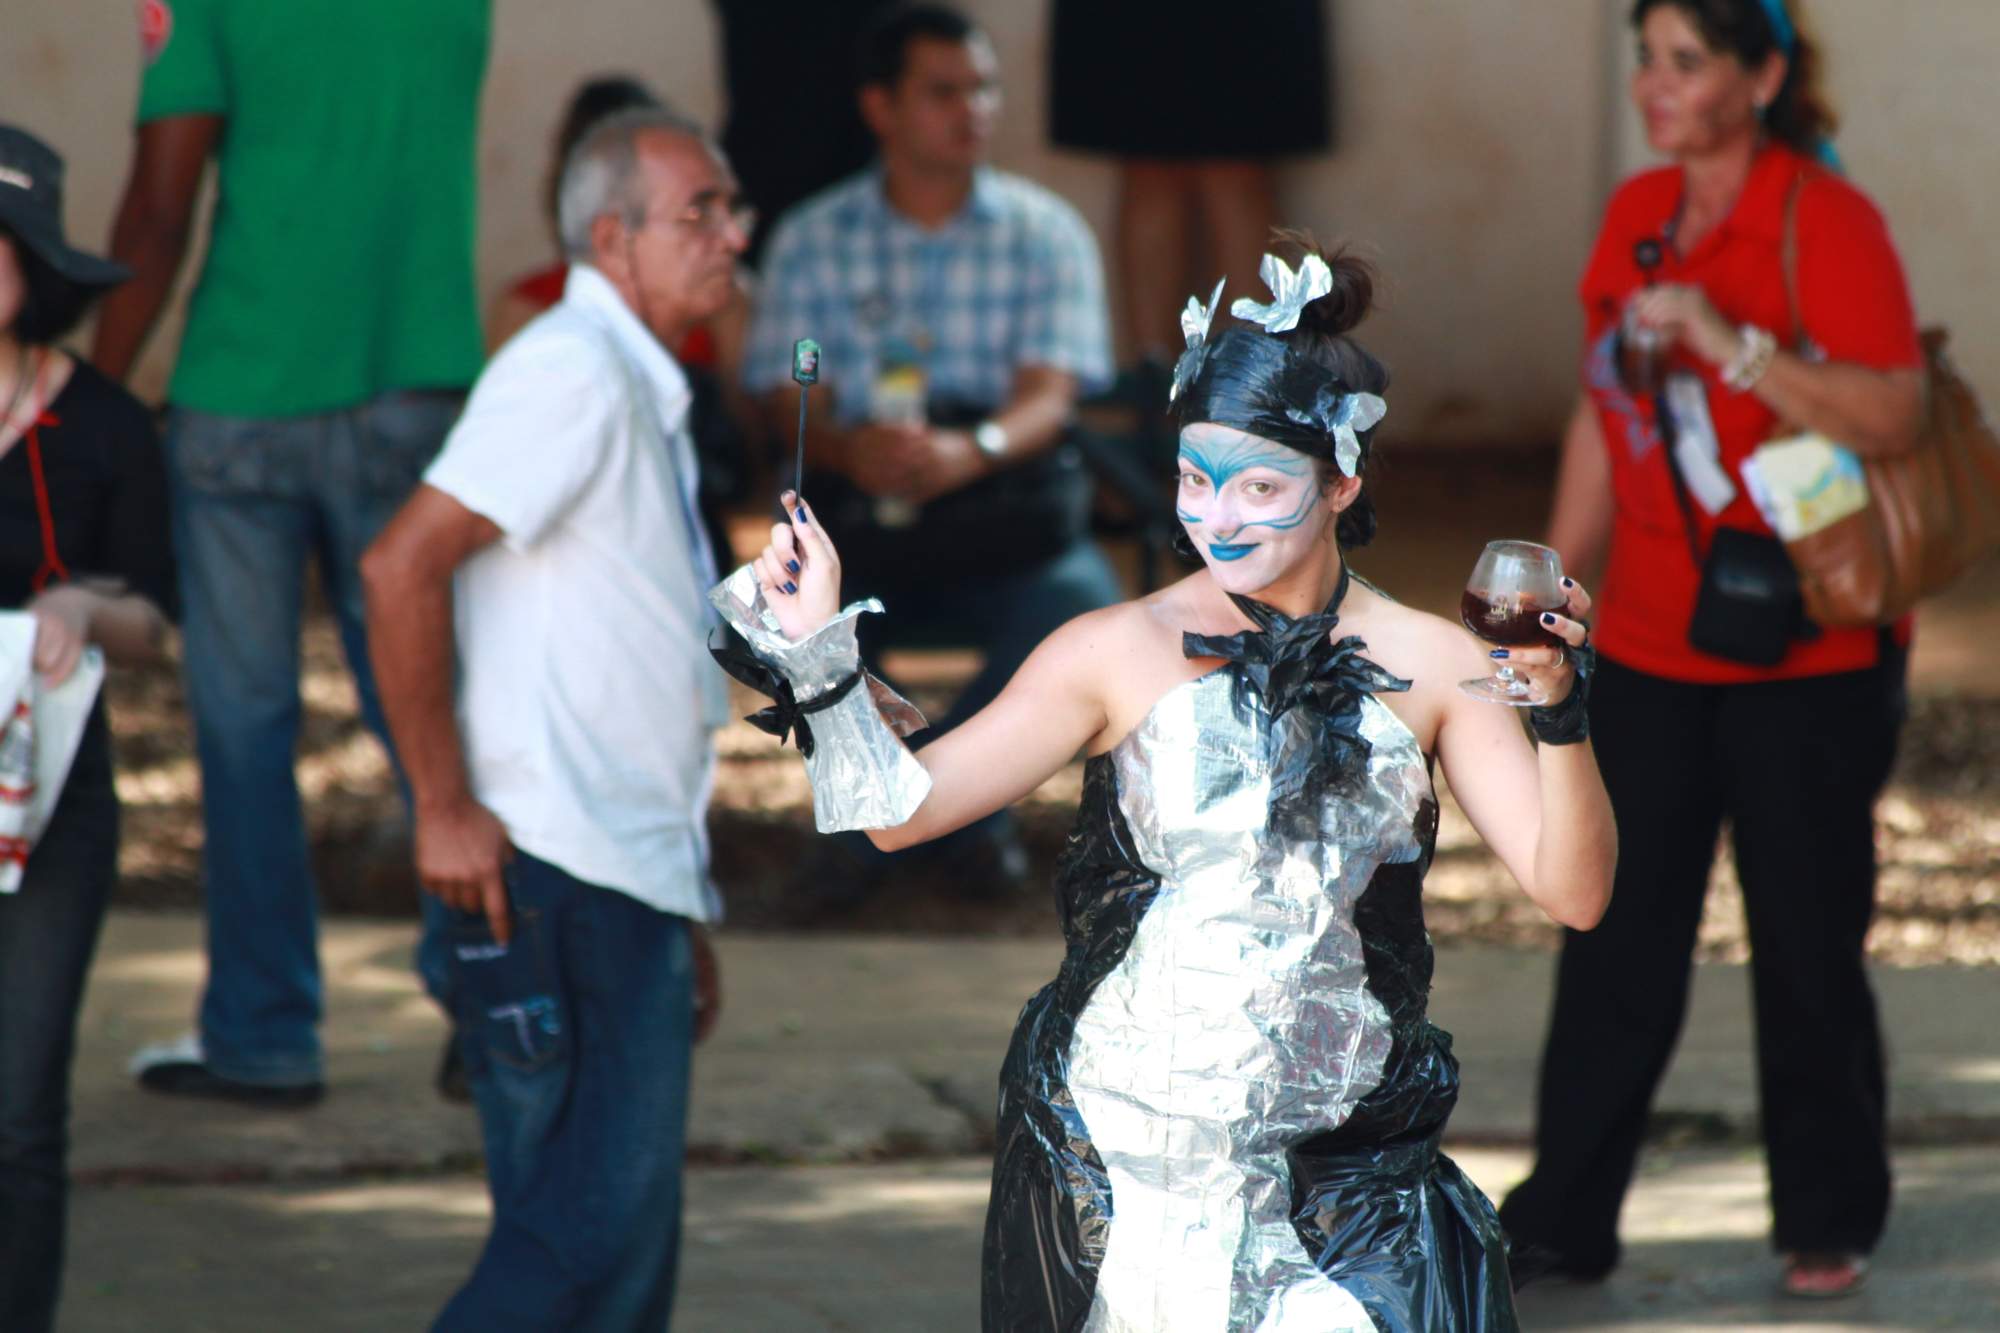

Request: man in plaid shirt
left=744, top=2, right=1117, bottom=904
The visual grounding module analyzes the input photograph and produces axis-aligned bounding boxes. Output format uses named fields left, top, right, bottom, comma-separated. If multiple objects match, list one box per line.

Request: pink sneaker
left=1781, top=1252, right=1868, bottom=1299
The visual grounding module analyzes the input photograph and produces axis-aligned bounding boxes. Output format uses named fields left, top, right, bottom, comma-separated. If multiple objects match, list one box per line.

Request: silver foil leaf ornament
left=1179, top=275, right=1226, bottom=350
left=1230, top=251, right=1334, bottom=334
left=1327, top=389, right=1388, bottom=477
left=1169, top=275, right=1227, bottom=404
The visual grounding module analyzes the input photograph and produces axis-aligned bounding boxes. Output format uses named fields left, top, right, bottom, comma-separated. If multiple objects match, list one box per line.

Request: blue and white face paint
left=1176, top=423, right=1332, bottom=594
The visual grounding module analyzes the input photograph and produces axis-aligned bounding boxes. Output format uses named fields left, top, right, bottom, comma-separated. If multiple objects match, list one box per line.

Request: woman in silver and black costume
left=729, top=240, right=1616, bottom=1332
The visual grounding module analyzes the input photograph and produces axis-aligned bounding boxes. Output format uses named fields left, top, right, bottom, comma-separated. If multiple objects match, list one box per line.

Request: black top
left=1, top=357, right=176, bottom=801
left=1049, top=0, right=1333, bottom=159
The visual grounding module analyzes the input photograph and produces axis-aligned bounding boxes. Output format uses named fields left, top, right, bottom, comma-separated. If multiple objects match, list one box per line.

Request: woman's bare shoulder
left=1031, top=593, right=1184, bottom=687
left=1342, top=583, right=1489, bottom=689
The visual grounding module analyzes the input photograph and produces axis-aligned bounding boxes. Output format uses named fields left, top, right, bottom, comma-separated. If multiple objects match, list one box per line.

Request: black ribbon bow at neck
left=1181, top=566, right=1411, bottom=805
left=707, top=634, right=864, bottom=759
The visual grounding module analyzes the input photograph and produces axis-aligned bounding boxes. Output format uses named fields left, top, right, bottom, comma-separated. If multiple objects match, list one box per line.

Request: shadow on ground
left=62, top=1147, right=2000, bottom=1333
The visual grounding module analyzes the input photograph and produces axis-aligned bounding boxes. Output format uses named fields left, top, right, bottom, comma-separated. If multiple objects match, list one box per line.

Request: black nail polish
left=1541, top=612, right=1557, bottom=625
left=795, top=506, right=808, bottom=524
left=1561, top=576, right=1575, bottom=588
left=1489, top=648, right=1510, bottom=659
left=786, top=559, right=800, bottom=575
left=783, top=580, right=798, bottom=595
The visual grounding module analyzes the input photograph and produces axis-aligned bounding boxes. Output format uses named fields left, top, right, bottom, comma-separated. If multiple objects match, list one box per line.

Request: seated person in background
left=742, top=1, right=1118, bottom=905
left=488, top=75, right=752, bottom=573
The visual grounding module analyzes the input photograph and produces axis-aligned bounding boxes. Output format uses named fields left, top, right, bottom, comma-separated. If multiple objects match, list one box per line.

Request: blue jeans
left=165, top=392, right=460, bottom=1086
left=435, top=850, right=695, bottom=1331
left=0, top=774, right=119, bottom=1333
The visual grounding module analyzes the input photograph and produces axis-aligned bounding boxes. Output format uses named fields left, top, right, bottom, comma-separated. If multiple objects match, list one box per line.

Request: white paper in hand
left=0, top=611, right=105, bottom=893
left=1663, top=373, right=1738, bottom=515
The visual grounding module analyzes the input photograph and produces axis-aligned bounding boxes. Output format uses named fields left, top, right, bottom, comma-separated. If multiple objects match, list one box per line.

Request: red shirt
left=1581, top=143, right=1921, bottom=683
left=505, top=263, right=720, bottom=368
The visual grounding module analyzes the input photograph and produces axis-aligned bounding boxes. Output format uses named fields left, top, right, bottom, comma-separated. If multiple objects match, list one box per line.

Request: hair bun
left=1270, top=229, right=1374, bottom=339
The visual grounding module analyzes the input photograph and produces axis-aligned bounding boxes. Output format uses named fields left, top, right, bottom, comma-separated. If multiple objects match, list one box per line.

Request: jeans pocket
left=448, top=906, right=568, bottom=1075
left=361, top=390, right=462, bottom=499
left=166, top=409, right=291, bottom=497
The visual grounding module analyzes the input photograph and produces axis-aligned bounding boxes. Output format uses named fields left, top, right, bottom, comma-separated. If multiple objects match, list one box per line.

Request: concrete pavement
left=56, top=911, right=2000, bottom=1329
left=62, top=1149, right=2000, bottom=1330
left=72, top=913, right=2000, bottom=1182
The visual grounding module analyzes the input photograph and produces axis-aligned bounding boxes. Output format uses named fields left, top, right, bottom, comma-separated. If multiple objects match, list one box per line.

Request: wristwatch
left=972, top=420, right=1008, bottom=459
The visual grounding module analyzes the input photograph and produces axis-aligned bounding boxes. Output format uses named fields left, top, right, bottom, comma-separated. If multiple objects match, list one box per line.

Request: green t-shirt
left=137, top=0, right=489, bottom=416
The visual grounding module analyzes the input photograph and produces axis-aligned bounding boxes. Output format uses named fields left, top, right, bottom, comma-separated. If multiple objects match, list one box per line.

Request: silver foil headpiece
left=1230, top=252, right=1334, bottom=334
left=1169, top=275, right=1227, bottom=405
left=1326, top=388, right=1387, bottom=477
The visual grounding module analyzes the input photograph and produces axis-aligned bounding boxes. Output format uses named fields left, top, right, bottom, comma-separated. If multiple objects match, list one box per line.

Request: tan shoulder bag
left=1779, top=177, right=2000, bottom=626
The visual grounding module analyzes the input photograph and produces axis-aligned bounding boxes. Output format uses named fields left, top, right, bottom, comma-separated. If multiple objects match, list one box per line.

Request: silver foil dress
left=982, top=588, right=1517, bottom=1331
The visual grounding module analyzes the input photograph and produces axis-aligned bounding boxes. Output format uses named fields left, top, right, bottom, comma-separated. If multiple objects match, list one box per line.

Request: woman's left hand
left=27, top=585, right=97, bottom=685
left=1493, top=579, right=1594, bottom=705
left=1631, top=283, right=1741, bottom=368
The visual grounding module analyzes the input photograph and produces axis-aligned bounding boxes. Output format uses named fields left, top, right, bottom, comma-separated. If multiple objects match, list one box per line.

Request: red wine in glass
left=1458, top=590, right=1567, bottom=650
left=1459, top=540, right=1568, bottom=706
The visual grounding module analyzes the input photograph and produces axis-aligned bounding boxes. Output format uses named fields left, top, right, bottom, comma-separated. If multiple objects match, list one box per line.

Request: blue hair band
left=1753, top=0, right=1845, bottom=172
left=1756, top=0, right=1797, bottom=55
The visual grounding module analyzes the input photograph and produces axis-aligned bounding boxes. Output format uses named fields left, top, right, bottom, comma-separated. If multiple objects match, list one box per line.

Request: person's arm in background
left=31, top=371, right=180, bottom=681
left=774, top=196, right=1107, bottom=506
left=1634, top=286, right=1921, bottom=458
left=361, top=486, right=514, bottom=942
left=1633, top=180, right=1925, bottom=459
left=94, top=0, right=231, bottom=383
left=1545, top=394, right=1615, bottom=586
left=28, top=583, right=169, bottom=683
left=92, top=116, right=220, bottom=383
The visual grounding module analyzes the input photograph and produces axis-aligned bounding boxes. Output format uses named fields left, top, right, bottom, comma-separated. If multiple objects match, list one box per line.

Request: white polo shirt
left=423, top=264, right=728, bottom=919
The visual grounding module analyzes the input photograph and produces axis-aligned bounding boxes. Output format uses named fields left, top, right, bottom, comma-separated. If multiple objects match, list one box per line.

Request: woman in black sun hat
left=0, top=123, right=177, bottom=1333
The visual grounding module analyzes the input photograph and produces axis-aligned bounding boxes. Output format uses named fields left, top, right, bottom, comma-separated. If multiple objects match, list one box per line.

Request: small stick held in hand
left=790, top=339, right=820, bottom=502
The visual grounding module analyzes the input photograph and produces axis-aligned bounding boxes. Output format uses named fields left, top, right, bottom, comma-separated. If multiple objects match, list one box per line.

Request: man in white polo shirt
left=360, top=105, right=749, bottom=1329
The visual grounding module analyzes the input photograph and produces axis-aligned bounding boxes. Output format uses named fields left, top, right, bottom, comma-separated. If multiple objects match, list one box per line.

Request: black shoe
left=436, top=1030, right=473, bottom=1104
left=1508, top=1241, right=1615, bottom=1290
left=132, top=1037, right=325, bottom=1109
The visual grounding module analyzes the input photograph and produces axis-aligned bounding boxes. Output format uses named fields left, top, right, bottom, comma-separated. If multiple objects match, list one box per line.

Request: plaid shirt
left=743, top=167, right=1111, bottom=426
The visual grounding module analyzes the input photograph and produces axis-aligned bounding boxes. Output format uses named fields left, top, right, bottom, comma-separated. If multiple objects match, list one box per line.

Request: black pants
left=0, top=775, right=119, bottom=1333
left=1500, top=653, right=1901, bottom=1272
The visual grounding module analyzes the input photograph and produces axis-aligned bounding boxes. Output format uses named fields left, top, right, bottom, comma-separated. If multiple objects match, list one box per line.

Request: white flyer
left=1663, top=372, right=1739, bottom=515
left=0, top=611, right=105, bottom=892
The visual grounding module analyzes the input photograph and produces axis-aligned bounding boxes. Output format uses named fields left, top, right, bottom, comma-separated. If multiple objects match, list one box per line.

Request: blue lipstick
left=1207, top=542, right=1258, bottom=562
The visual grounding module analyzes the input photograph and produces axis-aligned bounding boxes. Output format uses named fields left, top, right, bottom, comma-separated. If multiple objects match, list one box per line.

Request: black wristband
left=1529, top=642, right=1596, bottom=746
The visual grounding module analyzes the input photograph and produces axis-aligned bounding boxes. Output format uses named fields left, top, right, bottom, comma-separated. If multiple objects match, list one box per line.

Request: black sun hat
left=0, top=124, right=131, bottom=290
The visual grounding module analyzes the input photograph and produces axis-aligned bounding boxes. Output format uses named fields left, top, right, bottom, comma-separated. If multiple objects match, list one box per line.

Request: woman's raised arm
left=1431, top=584, right=1616, bottom=931
left=745, top=491, right=1111, bottom=852
left=868, top=610, right=1112, bottom=851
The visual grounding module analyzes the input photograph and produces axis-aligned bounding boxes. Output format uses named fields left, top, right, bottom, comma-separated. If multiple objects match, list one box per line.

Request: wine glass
left=1459, top=540, right=1568, bottom=706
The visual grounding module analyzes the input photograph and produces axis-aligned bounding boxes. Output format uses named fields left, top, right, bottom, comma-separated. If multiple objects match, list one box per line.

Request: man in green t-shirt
left=93, top=0, right=489, bottom=1106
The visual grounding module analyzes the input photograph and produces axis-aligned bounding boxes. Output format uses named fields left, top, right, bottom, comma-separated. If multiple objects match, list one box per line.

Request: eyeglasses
left=634, top=196, right=757, bottom=240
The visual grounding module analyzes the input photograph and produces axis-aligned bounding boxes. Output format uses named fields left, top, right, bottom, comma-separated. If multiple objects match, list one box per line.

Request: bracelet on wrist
left=1721, top=324, right=1777, bottom=392
left=1528, top=642, right=1596, bottom=747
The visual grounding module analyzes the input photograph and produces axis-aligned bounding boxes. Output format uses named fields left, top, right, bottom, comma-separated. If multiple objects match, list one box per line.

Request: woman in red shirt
left=1499, top=0, right=1922, bottom=1301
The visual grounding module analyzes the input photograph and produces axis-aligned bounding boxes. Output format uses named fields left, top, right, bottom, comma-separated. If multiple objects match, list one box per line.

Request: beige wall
left=4, top=1, right=1993, bottom=445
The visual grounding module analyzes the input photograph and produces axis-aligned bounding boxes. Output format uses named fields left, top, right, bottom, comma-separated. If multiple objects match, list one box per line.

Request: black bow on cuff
left=708, top=635, right=864, bottom=759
